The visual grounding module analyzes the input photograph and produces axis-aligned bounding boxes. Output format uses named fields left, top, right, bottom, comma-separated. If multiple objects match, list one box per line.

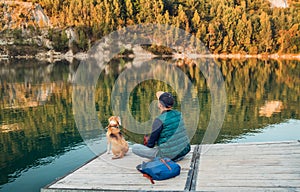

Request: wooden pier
left=42, top=141, right=300, bottom=192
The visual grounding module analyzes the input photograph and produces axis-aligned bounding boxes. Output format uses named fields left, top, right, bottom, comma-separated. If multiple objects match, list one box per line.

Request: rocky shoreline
left=174, top=53, right=300, bottom=60
left=1, top=50, right=299, bottom=63
left=0, top=49, right=88, bottom=63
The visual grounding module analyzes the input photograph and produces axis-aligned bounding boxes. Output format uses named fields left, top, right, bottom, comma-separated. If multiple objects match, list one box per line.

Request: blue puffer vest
left=156, top=110, right=191, bottom=160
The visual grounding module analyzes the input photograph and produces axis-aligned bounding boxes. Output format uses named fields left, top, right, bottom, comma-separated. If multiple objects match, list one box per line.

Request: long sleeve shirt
left=146, top=114, right=165, bottom=148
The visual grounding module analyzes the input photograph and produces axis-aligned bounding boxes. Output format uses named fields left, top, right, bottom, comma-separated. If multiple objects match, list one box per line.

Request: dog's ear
left=117, top=116, right=121, bottom=125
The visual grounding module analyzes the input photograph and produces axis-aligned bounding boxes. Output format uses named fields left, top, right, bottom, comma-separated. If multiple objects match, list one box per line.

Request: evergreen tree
left=191, top=10, right=201, bottom=33
left=259, top=12, right=273, bottom=53
left=125, top=0, right=134, bottom=24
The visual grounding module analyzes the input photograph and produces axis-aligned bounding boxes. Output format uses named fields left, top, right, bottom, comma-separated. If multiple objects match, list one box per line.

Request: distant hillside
left=0, top=0, right=299, bottom=55
left=0, top=1, right=51, bottom=29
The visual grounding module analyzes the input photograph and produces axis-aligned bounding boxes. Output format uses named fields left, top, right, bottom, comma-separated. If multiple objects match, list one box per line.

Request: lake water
left=0, top=58, right=299, bottom=192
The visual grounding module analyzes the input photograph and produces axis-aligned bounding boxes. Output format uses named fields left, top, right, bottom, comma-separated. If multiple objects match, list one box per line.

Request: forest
left=0, top=0, right=300, bottom=54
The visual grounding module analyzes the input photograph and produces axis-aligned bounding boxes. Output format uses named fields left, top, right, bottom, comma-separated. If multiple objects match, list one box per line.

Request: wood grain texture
left=196, top=141, right=300, bottom=191
left=42, top=146, right=195, bottom=192
left=41, top=141, right=300, bottom=192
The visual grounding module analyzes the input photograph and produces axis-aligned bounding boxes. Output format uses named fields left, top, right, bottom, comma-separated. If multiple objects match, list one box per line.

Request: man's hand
left=143, top=135, right=149, bottom=145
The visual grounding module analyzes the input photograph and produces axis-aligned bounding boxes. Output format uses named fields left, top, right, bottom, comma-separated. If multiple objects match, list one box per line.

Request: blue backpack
left=136, top=157, right=181, bottom=184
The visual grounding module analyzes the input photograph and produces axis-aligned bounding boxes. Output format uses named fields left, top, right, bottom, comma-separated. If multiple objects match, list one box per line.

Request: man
left=132, top=91, right=191, bottom=161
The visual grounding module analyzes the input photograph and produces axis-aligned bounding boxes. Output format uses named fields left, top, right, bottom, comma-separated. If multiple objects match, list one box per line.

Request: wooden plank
left=200, top=140, right=300, bottom=152
left=200, top=150, right=300, bottom=156
left=196, top=173, right=300, bottom=180
left=197, top=179, right=300, bottom=188
left=195, top=141, right=300, bottom=191
left=41, top=141, right=300, bottom=192
left=200, top=147, right=300, bottom=156
left=43, top=147, right=195, bottom=192
left=197, top=187, right=300, bottom=192
left=201, top=140, right=299, bottom=147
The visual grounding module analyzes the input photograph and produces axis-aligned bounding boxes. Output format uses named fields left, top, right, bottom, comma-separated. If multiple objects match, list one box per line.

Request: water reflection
left=0, top=123, right=22, bottom=133
left=230, top=119, right=300, bottom=143
left=0, top=59, right=81, bottom=188
left=259, top=100, right=283, bottom=117
left=0, top=58, right=299, bottom=191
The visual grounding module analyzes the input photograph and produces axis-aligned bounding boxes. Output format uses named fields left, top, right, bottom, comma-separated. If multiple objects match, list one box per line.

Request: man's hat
left=156, top=91, right=174, bottom=108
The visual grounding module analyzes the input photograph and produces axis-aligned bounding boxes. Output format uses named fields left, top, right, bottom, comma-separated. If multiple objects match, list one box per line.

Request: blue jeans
left=132, top=144, right=186, bottom=162
left=132, top=144, right=159, bottom=160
